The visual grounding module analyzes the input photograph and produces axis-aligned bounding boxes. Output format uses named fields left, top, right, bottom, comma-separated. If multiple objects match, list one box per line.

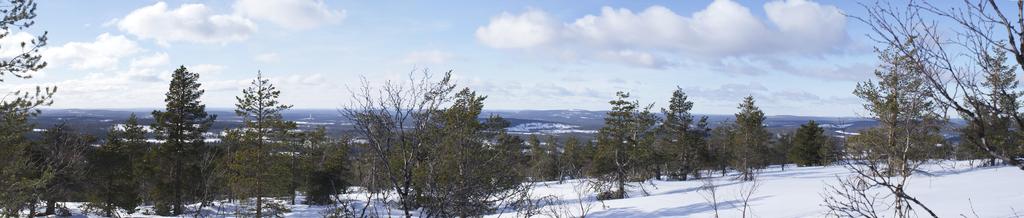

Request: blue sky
left=1, top=0, right=931, bottom=116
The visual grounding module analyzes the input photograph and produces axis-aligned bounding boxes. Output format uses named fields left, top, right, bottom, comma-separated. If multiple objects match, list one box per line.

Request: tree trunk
left=654, top=165, right=662, bottom=180
left=44, top=200, right=56, bottom=215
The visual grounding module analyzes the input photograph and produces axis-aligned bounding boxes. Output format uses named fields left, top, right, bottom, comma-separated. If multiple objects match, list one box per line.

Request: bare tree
left=856, top=0, right=1024, bottom=171
left=699, top=178, right=721, bottom=218
left=822, top=175, right=885, bottom=218
left=343, top=70, right=456, bottom=217
left=735, top=174, right=761, bottom=218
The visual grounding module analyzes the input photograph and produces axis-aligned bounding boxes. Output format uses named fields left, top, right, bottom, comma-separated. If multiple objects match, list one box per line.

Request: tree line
left=2, top=0, right=1024, bottom=217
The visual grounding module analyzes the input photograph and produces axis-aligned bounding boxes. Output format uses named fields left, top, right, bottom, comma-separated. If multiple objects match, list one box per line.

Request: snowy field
left=43, top=161, right=1024, bottom=217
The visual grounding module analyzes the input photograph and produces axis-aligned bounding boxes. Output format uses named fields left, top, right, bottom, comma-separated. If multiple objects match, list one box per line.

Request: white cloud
left=43, top=33, right=141, bottom=70
left=254, top=52, right=280, bottom=63
left=476, top=0, right=853, bottom=74
left=475, top=9, right=558, bottom=49
left=234, top=0, right=345, bottom=30
left=0, top=32, right=40, bottom=58
left=596, top=50, right=673, bottom=69
left=401, top=50, right=453, bottom=65
left=130, top=52, right=170, bottom=68
left=191, top=64, right=226, bottom=76
left=116, top=2, right=257, bottom=45
left=764, top=0, right=848, bottom=52
left=280, top=73, right=325, bottom=86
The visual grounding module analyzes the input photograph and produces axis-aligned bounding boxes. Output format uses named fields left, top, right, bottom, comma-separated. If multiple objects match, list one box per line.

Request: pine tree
left=150, top=66, right=217, bottom=215
left=592, top=91, right=657, bottom=199
left=303, top=127, right=350, bottom=205
left=772, top=133, right=794, bottom=171
left=688, top=116, right=711, bottom=179
left=731, top=96, right=769, bottom=181
left=960, top=43, right=1023, bottom=166
left=417, top=88, right=527, bottom=217
left=29, top=123, right=92, bottom=216
left=545, top=136, right=562, bottom=182
left=708, top=123, right=735, bottom=176
left=86, top=115, right=143, bottom=216
left=788, top=120, right=828, bottom=166
left=561, top=136, right=589, bottom=179
left=0, top=0, right=53, bottom=215
left=528, top=135, right=559, bottom=181
left=224, top=71, right=294, bottom=217
left=658, top=88, right=699, bottom=180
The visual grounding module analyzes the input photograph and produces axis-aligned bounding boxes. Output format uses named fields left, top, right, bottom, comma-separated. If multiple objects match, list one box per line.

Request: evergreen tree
left=561, top=136, right=589, bottom=179
left=86, top=115, right=144, bottom=216
left=788, top=120, right=828, bottom=166
left=772, top=133, right=794, bottom=171
left=658, top=88, right=700, bottom=180
left=417, top=88, right=527, bottom=217
left=960, top=43, right=1023, bottom=166
left=544, top=136, right=562, bottom=182
left=223, top=71, right=294, bottom=217
left=489, top=116, right=529, bottom=178
left=850, top=43, right=944, bottom=177
left=591, top=91, right=657, bottom=199
left=708, top=123, right=735, bottom=176
left=688, top=116, right=711, bottom=179
left=0, top=0, right=53, bottom=215
left=29, top=123, right=92, bottom=216
left=150, top=66, right=217, bottom=215
left=527, top=134, right=549, bottom=181
left=731, top=96, right=769, bottom=181
left=303, top=127, right=350, bottom=205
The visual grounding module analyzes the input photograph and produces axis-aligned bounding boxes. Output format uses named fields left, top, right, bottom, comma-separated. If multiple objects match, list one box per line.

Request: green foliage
left=415, top=88, right=527, bottom=217
left=0, top=0, right=52, bottom=215
left=657, top=88, right=707, bottom=180
left=86, top=114, right=145, bottom=216
left=591, top=91, right=658, bottom=199
left=30, top=123, right=93, bottom=215
left=788, top=120, right=829, bottom=166
left=731, top=96, right=769, bottom=181
left=959, top=44, right=1024, bottom=165
left=149, top=66, right=217, bottom=215
left=304, top=127, right=350, bottom=206
left=849, top=42, right=944, bottom=177
left=528, top=135, right=560, bottom=181
left=222, top=71, right=297, bottom=216
left=561, top=136, right=592, bottom=179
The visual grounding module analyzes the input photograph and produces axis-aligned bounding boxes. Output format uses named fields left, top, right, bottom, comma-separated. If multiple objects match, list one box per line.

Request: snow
left=507, top=122, right=598, bottom=134
left=486, top=162, right=1024, bottom=218
left=32, top=161, right=1024, bottom=217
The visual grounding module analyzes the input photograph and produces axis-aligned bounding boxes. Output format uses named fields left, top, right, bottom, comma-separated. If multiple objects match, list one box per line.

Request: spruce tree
left=150, top=66, right=217, bottom=215
left=731, top=96, right=769, bottom=181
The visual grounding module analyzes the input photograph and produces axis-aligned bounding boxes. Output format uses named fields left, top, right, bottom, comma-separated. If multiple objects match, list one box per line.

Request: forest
left=2, top=0, right=1024, bottom=217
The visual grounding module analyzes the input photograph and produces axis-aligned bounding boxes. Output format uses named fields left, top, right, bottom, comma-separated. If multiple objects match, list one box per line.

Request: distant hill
left=32, top=108, right=957, bottom=140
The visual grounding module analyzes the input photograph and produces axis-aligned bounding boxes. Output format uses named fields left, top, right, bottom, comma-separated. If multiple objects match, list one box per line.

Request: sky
left=0, top=0, right=936, bottom=116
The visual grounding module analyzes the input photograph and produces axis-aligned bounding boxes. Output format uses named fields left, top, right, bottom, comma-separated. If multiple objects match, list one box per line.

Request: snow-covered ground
left=40, top=161, right=1024, bottom=217
left=491, top=162, right=1024, bottom=218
